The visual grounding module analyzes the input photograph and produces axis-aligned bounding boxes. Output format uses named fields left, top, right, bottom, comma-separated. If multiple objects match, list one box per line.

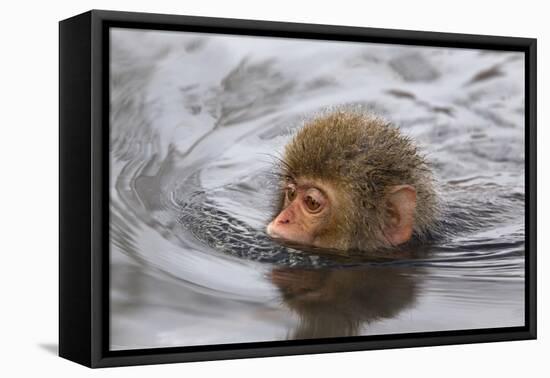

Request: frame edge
left=59, top=11, right=94, bottom=368
left=526, top=37, right=537, bottom=340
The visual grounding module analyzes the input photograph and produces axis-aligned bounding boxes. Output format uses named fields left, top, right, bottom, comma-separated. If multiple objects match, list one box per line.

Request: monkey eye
left=286, top=185, right=297, bottom=202
left=303, top=188, right=325, bottom=213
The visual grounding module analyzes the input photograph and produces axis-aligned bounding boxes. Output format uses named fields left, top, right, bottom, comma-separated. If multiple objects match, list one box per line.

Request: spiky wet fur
left=279, top=109, right=439, bottom=252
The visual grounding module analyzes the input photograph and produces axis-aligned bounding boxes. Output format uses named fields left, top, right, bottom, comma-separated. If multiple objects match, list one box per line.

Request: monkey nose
left=275, top=208, right=295, bottom=225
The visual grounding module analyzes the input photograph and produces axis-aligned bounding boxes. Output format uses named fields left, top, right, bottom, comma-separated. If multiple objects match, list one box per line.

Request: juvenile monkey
left=266, top=109, right=439, bottom=252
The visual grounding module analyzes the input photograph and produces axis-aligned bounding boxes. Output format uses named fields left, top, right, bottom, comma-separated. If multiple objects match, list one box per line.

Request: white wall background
left=0, top=0, right=546, bottom=376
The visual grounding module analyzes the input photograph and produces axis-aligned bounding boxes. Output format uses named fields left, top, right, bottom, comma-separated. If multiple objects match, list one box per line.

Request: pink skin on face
left=266, top=182, right=329, bottom=246
left=267, top=180, right=417, bottom=250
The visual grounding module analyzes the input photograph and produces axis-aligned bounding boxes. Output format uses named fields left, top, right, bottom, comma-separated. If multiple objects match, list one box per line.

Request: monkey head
left=266, top=110, right=438, bottom=252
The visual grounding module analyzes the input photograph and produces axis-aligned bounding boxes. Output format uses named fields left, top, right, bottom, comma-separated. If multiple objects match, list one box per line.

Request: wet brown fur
left=275, top=109, right=439, bottom=251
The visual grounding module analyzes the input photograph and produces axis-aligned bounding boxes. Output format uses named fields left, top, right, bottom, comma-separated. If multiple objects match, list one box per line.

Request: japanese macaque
left=266, top=109, right=439, bottom=252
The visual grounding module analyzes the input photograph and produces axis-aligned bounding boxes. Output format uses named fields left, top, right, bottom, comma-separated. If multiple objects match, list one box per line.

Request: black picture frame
left=59, top=9, right=537, bottom=368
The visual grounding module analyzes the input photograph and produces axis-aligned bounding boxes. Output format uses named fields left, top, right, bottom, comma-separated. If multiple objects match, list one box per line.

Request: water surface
left=109, top=28, right=525, bottom=350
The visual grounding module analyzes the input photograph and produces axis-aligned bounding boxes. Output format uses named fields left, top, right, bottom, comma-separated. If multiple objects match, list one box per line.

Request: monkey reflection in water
left=267, top=109, right=439, bottom=253
left=270, top=266, right=419, bottom=339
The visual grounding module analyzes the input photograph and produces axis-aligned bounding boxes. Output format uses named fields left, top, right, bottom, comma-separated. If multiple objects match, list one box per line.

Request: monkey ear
left=383, top=185, right=417, bottom=246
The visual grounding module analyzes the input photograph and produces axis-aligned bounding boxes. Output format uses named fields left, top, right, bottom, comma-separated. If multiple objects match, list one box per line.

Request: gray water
left=109, top=28, right=525, bottom=350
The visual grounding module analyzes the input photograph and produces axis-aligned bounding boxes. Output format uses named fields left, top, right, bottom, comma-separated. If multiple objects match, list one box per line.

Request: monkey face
left=266, top=178, right=342, bottom=249
left=266, top=175, right=418, bottom=251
